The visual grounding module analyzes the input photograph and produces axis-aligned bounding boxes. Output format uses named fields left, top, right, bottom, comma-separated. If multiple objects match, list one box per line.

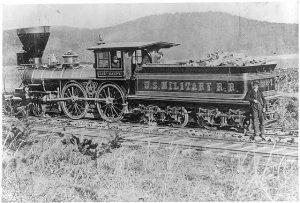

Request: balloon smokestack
left=16, top=26, right=50, bottom=65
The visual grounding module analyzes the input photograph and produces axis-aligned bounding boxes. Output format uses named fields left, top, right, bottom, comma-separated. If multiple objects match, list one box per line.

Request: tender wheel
left=31, top=102, right=44, bottom=117
left=61, top=82, right=89, bottom=119
left=171, top=107, right=189, bottom=127
left=95, top=83, right=125, bottom=122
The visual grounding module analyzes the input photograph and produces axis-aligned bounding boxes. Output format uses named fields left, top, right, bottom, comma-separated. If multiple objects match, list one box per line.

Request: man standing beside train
left=244, top=81, right=266, bottom=141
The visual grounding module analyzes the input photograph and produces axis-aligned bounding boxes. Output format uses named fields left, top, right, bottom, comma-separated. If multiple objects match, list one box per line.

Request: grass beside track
left=2, top=119, right=299, bottom=202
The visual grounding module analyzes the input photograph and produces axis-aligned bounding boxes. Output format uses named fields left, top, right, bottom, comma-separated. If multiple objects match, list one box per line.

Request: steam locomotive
left=4, top=26, right=279, bottom=129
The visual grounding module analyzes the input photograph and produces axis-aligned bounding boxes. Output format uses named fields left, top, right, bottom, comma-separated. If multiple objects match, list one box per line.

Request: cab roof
left=87, top=41, right=180, bottom=51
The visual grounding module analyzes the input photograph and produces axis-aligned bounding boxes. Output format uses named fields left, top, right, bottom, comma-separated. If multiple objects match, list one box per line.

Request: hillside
left=2, top=12, right=298, bottom=65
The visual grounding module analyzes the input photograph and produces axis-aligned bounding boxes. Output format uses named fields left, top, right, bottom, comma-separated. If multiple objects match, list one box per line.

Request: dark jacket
left=244, top=88, right=266, bottom=109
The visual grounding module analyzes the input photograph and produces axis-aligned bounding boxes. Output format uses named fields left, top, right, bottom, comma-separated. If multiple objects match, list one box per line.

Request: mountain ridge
left=3, top=12, right=298, bottom=65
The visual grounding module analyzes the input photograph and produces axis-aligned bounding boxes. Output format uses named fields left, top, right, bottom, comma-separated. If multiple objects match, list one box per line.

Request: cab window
left=97, top=52, right=109, bottom=68
left=132, top=50, right=142, bottom=64
left=110, top=50, right=122, bottom=69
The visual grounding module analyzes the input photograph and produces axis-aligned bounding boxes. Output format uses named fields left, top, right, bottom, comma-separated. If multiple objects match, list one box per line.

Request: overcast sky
left=2, top=0, right=298, bottom=30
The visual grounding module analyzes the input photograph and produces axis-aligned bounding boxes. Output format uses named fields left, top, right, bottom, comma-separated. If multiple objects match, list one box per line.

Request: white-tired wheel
left=61, top=82, right=89, bottom=119
left=171, top=107, right=189, bottom=128
left=95, top=83, right=125, bottom=122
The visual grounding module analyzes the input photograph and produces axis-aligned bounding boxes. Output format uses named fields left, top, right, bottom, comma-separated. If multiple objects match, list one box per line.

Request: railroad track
left=4, top=114, right=298, bottom=144
left=4, top=112, right=298, bottom=137
left=22, top=116, right=299, bottom=159
left=30, top=122, right=298, bottom=160
left=3, top=115, right=298, bottom=160
left=24, top=115, right=298, bottom=141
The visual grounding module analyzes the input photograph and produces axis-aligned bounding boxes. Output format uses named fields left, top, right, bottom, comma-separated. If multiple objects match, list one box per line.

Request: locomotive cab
left=87, top=41, right=179, bottom=81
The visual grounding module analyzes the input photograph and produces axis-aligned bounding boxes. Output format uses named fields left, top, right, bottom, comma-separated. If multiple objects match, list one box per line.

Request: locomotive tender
left=12, top=26, right=277, bottom=128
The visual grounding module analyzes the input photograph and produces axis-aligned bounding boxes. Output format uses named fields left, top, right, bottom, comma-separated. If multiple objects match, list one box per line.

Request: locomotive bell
left=16, top=26, right=50, bottom=65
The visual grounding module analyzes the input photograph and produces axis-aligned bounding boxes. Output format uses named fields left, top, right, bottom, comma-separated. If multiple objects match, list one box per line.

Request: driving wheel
left=61, top=82, right=89, bottom=119
left=95, top=83, right=125, bottom=122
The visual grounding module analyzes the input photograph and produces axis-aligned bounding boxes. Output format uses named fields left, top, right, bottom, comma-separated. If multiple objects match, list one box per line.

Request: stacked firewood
left=188, top=51, right=267, bottom=67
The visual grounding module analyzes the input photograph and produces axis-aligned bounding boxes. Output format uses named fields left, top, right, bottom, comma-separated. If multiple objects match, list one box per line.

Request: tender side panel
left=132, top=72, right=276, bottom=104
left=135, top=73, right=245, bottom=102
left=244, top=73, right=276, bottom=92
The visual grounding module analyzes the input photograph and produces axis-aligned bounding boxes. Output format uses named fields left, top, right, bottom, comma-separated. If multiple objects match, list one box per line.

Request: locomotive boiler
left=10, top=26, right=278, bottom=129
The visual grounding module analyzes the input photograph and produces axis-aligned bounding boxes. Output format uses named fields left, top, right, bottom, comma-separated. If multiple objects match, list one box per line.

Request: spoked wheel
left=170, top=107, right=189, bottom=128
left=30, top=101, right=44, bottom=117
left=3, top=100, right=14, bottom=116
left=61, top=82, right=89, bottom=119
left=95, top=83, right=125, bottom=122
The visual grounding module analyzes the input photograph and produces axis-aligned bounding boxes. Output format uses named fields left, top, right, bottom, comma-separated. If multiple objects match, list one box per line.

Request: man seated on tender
left=157, top=52, right=164, bottom=63
left=142, top=50, right=152, bottom=64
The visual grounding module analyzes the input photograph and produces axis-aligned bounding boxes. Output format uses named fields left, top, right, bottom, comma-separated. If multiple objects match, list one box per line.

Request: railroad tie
left=235, top=144, right=256, bottom=152
left=82, top=131, right=110, bottom=137
left=203, top=142, right=227, bottom=149
left=123, top=133, right=155, bottom=140
left=282, top=150, right=298, bottom=157
left=267, top=147, right=288, bottom=154
left=136, top=136, right=169, bottom=142
left=62, top=129, right=86, bottom=134
left=252, top=146, right=274, bottom=153
left=171, top=138, right=204, bottom=145
left=222, top=143, right=246, bottom=149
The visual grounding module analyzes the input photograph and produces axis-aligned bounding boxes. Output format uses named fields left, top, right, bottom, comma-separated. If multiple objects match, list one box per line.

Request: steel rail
left=4, top=115, right=298, bottom=146
left=29, top=123, right=298, bottom=160
left=30, top=122, right=298, bottom=148
left=122, top=139, right=298, bottom=160
left=3, top=115, right=296, bottom=159
left=23, top=116, right=298, bottom=160
left=26, top=115, right=298, bottom=144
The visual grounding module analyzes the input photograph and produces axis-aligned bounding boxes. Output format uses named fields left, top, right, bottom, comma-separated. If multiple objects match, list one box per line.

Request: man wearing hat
left=157, top=52, right=164, bottom=63
left=244, top=81, right=266, bottom=140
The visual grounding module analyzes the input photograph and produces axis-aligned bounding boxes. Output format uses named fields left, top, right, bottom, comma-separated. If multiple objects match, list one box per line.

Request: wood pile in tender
left=186, top=51, right=268, bottom=66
